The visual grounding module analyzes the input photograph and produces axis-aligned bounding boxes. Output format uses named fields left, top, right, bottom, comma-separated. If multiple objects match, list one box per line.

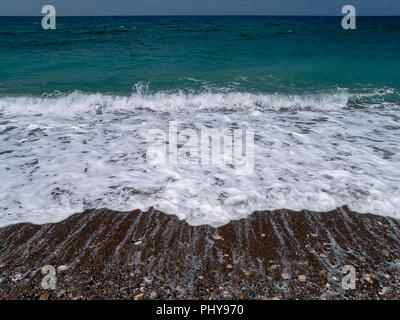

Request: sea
left=0, top=16, right=399, bottom=227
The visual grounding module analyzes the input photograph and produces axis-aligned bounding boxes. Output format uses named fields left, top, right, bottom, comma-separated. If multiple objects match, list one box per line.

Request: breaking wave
left=0, top=87, right=398, bottom=116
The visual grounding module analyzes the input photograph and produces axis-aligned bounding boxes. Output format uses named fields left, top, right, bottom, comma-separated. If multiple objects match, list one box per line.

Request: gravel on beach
left=0, top=206, right=400, bottom=300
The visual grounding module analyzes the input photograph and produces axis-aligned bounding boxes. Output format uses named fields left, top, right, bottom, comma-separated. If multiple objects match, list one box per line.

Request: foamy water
left=1, top=90, right=400, bottom=227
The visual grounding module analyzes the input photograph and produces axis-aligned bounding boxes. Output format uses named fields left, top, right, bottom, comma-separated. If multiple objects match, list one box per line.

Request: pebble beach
left=1, top=206, right=399, bottom=300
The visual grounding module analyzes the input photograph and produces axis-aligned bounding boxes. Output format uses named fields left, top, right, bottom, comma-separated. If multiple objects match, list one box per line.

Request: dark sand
left=0, top=206, right=400, bottom=300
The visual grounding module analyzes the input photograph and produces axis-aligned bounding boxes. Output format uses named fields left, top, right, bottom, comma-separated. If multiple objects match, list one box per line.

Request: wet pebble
left=11, top=273, right=22, bottom=282
left=281, top=273, right=290, bottom=280
left=57, top=290, right=66, bottom=298
left=143, top=277, right=152, bottom=284
left=40, top=294, right=49, bottom=300
left=298, top=275, right=306, bottom=281
left=382, top=249, right=390, bottom=257
left=134, top=293, right=144, bottom=300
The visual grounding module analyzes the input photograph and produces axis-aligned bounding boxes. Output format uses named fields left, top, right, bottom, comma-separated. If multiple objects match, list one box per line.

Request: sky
left=0, top=0, right=399, bottom=16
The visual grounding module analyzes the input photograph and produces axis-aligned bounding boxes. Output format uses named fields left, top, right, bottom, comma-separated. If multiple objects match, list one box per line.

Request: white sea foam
left=0, top=90, right=399, bottom=227
left=0, top=89, right=389, bottom=116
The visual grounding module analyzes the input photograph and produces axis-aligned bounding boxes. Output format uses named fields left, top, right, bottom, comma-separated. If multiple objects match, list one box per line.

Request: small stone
left=143, top=277, right=152, bottom=284
left=57, top=265, right=68, bottom=271
left=395, top=259, right=400, bottom=266
left=382, top=249, right=390, bottom=257
left=325, top=283, right=330, bottom=288
left=261, top=233, right=266, bottom=237
left=261, top=295, right=268, bottom=300
left=383, top=224, right=389, bottom=228
left=11, top=273, right=22, bottom=282
left=272, top=296, right=280, bottom=300
left=320, top=253, right=327, bottom=258
left=140, top=287, right=145, bottom=292
left=40, top=294, right=49, bottom=300
left=134, top=240, right=143, bottom=246
left=298, top=275, right=306, bottom=281
left=281, top=273, right=290, bottom=280
left=310, top=233, right=318, bottom=237
left=243, top=270, right=250, bottom=276
left=223, top=290, right=229, bottom=297
left=134, top=293, right=144, bottom=300
left=320, top=293, right=327, bottom=300
left=57, top=290, right=66, bottom=298
left=213, top=234, right=222, bottom=240
left=198, top=276, right=204, bottom=279
left=150, top=292, right=157, bottom=299
left=0, top=278, right=3, bottom=284
left=226, top=264, right=233, bottom=269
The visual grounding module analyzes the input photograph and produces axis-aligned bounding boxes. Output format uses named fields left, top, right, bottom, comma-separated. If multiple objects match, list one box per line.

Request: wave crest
left=0, top=87, right=398, bottom=116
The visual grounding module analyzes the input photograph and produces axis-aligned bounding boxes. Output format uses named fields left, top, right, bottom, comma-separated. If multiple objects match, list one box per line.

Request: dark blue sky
left=1, top=0, right=399, bottom=16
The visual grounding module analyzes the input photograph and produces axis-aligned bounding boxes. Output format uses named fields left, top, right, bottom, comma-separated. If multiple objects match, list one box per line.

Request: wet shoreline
left=0, top=206, right=400, bottom=300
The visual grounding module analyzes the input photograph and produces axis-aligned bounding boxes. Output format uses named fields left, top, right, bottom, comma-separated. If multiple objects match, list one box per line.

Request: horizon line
left=1, top=14, right=399, bottom=17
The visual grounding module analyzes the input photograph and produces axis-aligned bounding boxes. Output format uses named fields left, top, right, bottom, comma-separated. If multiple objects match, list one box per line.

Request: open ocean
left=0, top=16, right=399, bottom=227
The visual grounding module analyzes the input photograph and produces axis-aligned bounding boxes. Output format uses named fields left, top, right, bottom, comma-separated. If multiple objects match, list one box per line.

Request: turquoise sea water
left=0, top=16, right=400, bottom=226
left=0, top=16, right=399, bottom=98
